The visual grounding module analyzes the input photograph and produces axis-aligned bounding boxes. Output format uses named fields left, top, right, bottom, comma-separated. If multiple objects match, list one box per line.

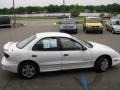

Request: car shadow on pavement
left=3, top=65, right=120, bottom=80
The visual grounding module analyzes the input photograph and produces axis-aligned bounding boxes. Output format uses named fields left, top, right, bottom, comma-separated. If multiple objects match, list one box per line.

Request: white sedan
left=1, top=32, right=120, bottom=78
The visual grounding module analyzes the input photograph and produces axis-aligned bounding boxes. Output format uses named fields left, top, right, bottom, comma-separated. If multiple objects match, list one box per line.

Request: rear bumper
left=60, top=29, right=77, bottom=33
left=1, top=57, right=18, bottom=73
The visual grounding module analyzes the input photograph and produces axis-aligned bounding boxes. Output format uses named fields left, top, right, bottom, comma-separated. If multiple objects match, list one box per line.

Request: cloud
left=0, top=0, right=119, bottom=8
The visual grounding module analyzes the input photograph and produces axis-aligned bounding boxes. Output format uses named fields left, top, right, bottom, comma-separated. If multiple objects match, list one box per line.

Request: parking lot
left=0, top=19, right=120, bottom=90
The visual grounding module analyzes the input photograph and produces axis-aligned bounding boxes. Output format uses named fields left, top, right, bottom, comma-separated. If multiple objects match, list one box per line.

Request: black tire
left=75, top=29, right=78, bottom=33
left=94, top=56, right=110, bottom=72
left=83, top=25, right=85, bottom=31
left=85, top=28, right=88, bottom=33
left=99, top=30, right=103, bottom=34
left=18, top=62, right=39, bottom=79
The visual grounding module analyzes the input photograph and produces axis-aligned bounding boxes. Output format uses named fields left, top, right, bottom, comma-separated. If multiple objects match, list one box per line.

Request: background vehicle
left=0, top=16, right=11, bottom=27
left=83, top=17, right=103, bottom=33
left=1, top=32, right=120, bottom=78
left=105, top=18, right=120, bottom=34
left=60, top=18, right=77, bottom=33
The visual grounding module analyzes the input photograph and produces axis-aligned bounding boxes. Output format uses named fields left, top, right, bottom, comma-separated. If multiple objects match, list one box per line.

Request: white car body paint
left=1, top=32, right=120, bottom=73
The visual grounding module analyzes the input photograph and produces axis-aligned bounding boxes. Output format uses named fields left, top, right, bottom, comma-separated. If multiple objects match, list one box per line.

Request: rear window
left=62, top=19, right=76, bottom=24
left=17, top=35, right=36, bottom=49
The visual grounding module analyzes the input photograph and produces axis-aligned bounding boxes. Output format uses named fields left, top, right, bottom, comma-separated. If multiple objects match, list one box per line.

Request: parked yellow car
left=83, top=17, right=103, bottom=33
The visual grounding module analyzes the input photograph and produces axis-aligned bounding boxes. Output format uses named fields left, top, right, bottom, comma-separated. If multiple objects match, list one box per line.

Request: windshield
left=72, top=36, right=93, bottom=48
left=62, top=19, right=76, bottom=24
left=113, top=21, right=120, bottom=25
left=86, top=18, right=99, bottom=23
left=16, top=35, right=36, bottom=49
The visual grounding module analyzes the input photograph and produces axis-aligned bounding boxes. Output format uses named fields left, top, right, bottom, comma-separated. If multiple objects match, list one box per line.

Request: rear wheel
left=94, top=56, right=110, bottom=72
left=18, top=62, right=39, bottom=79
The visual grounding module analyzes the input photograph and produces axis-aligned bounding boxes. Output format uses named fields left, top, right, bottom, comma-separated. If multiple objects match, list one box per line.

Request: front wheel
left=94, top=56, right=110, bottom=72
left=85, top=28, right=88, bottom=33
left=18, top=62, right=39, bottom=79
left=99, top=30, right=103, bottom=34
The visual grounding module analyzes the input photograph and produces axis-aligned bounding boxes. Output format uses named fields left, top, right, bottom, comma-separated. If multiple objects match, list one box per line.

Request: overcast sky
left=0, top=0, right=120, bottom=8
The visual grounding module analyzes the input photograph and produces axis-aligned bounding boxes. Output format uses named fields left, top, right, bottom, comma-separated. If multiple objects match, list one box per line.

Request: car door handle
left=32, top=55, right=37, bottom=57
left=64, top=54, right=69, bottom=56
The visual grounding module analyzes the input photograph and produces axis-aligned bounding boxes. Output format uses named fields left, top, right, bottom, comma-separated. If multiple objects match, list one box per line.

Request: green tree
left=16, top=7, right=25, bottom=14
left=70, top=6, right=80, bottom=17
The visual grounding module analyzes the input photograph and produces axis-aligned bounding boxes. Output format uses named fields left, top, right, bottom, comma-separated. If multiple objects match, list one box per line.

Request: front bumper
left=1, top=57, right=18, bottom=73
left=114, top=30, right=120, bottom=33
left=112, top=56, right=120, bottom=66
left=86, top=27, right=103, bottom=32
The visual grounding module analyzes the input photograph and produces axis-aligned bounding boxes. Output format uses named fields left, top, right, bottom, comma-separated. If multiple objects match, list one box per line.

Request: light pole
left=63, top=0, right=65, bottom=16
left=13, top=0, right=16, bottom=26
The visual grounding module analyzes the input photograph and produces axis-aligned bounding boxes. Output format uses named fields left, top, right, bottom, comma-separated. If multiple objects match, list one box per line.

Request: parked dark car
left=0, top=16, right=11, bottom=27
left=60, top=18, right=77, bottom=33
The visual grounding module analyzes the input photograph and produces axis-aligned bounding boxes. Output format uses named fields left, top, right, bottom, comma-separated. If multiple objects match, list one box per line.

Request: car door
left=59, top=37, right=91, bottom=70
left=31, top=37, right=62, bottom=72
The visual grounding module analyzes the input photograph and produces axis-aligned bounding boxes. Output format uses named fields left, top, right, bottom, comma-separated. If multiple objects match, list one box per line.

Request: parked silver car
left=106, top=19, right=120, bottom=34
left=60, top=18, right=77, bottom=33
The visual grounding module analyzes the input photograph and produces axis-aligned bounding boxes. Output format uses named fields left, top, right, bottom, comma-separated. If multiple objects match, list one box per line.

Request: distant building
left=79, top=13, right=110, bottom=17
left=84, top=9, right=91, bottom=13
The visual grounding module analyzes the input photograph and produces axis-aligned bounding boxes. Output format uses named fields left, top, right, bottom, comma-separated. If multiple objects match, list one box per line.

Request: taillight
left=4, top=53, right=9, bottom=58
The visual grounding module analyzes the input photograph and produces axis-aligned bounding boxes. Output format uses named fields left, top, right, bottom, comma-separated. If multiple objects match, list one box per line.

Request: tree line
left=0, top=3, right=120, bottom=15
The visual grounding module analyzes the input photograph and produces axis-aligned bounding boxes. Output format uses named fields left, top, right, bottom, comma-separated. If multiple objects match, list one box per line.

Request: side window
left=33, top=37, right=59, bottom=51
left=60, top=38, right=82, bottom=50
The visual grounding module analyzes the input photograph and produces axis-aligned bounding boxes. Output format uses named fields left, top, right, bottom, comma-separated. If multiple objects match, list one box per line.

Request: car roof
left=36, top=32, right=72, bottom=38
left=62, top=18, right=74, bottom=20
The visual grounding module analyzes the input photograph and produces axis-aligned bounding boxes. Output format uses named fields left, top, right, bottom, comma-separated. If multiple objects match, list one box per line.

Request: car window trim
left=17, top=35, right=36, bottom=49
left=32, top=37, right=60, bottom=51
left=58, top=37, right=84, bottom=51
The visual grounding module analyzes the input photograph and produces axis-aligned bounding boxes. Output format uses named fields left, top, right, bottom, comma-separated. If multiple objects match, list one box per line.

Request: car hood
left=88, top=41, right=120, bottom=57
left=112, top=25, right=120, bottom=29
left=88, top=41, right=112, bottom=49
left=4, top=42, right=18, bottom=52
